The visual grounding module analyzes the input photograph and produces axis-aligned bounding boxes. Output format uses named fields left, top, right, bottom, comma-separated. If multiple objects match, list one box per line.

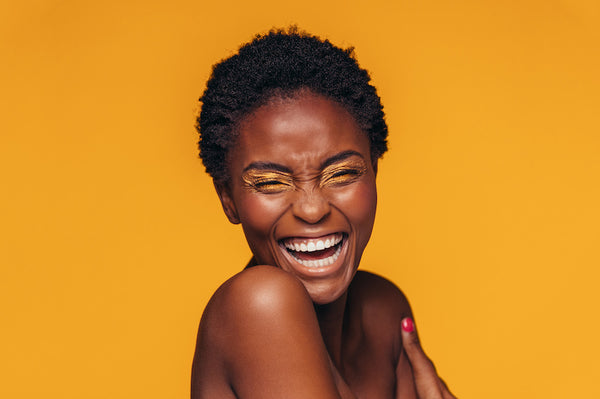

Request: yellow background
left=1, top=1, right=599, bottom=397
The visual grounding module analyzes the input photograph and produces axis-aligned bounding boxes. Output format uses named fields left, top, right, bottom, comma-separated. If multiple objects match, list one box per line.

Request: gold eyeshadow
left=242, top=158, right=367, bottom=193
left=319, top=159, right=367, bottom=187
left=242, top=170, right=295, bottom=193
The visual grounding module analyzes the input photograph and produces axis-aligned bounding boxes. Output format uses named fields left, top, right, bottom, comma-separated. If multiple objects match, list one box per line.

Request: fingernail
left=401, top=317, right=414, bottom=333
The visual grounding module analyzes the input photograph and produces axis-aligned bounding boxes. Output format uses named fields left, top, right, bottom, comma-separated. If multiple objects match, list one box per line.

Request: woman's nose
left=292, top=188, right=331, bottom=224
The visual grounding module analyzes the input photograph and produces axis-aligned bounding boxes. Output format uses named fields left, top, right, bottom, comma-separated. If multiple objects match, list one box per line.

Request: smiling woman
left=191, top=28, right=455, bottom=399
left=220, top=94, right=377, bottom=305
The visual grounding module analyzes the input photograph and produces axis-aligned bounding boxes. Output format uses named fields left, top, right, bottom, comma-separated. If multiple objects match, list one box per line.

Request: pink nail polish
left=402, top=317, right=414, bottom=333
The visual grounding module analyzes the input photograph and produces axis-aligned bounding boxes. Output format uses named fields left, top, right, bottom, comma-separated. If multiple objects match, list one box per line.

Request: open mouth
left=279, top=233, right=346, bottom=268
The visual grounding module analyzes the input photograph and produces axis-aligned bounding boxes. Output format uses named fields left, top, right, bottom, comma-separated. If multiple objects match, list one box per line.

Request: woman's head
left=197, top=28, right=385, bottom=303
left=218, top=92, right=378, bottom=304
left=197, top=27, right=388, bottom=183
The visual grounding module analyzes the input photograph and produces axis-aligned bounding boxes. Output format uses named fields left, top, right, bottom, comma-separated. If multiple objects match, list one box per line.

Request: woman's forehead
left=232, top=93, right=371, bottom=168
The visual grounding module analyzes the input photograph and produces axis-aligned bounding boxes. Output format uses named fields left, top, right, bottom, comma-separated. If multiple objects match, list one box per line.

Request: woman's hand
left=401, top=318, right=457, bottom=399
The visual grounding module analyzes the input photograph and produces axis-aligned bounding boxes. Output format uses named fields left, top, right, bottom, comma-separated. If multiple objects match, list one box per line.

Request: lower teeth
left=290, top=244, right=342, bottom=268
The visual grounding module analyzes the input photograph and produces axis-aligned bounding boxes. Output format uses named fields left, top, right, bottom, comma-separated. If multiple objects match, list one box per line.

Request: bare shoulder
left=347, top=271, right=417, bottom=398
left=195, top=265, right=315, bottom=355
left=212, top=265, right=313, bottom=317
left=192, top=266, right=339, bottom=399
left=347, top=271, right=413, bottom=354
left=350, top=270, right=413, bottom=320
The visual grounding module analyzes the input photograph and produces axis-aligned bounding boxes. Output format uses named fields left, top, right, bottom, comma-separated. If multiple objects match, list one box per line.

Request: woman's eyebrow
left=320, top=150, right=365, bottom=170
left=242, top=151, right=364, bottom=174
left=242, top=161, right=293, bottom=174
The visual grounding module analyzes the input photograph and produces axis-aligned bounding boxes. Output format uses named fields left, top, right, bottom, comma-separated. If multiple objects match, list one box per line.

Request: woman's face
left=216, top=92, right=377, bottom=304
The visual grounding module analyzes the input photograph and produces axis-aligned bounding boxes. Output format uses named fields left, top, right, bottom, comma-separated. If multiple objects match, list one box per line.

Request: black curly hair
left=197, top=27, right=388, bottom=182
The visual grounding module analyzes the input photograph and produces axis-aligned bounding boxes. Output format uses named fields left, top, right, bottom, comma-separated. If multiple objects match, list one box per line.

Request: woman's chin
left=305, top=283, right=349, bottom=305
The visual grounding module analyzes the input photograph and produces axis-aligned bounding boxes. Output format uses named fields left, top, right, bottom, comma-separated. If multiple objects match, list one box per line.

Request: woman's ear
left=213, top=180, right=240, bottom=224
left=372, top=159, right=378, bottom=177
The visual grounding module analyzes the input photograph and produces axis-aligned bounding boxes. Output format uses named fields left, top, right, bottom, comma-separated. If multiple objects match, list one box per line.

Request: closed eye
left=242, top=170, right=294, bottom=193
left=332, top=169, right=360, bottom=178
left=253, top=180, right=291, bottom=192
left=320, top=164, right=366, bottom=187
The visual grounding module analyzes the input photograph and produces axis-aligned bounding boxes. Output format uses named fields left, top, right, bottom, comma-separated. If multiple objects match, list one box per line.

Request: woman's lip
left=278, top=231, right=346, bottom=241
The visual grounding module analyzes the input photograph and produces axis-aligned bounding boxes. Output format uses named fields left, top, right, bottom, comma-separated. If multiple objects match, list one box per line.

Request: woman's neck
left=314, top=291, right=349, bottom=369
left=244, top=256, right=259, bottom=269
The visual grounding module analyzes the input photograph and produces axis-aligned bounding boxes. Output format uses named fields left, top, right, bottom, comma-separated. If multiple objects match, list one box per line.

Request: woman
left=192, top=28, right=455, bottom=399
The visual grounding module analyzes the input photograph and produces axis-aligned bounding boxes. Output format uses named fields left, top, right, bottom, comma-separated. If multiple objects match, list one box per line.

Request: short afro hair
left=197, top=27, right=388, bottom=182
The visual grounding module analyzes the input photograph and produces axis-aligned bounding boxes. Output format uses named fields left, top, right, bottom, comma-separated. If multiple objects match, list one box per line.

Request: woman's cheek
left=335, top=181, right=377, bottom=219
left=238, top=194, right=285, bottom=236
left=332, top=181, right=377, bottom=244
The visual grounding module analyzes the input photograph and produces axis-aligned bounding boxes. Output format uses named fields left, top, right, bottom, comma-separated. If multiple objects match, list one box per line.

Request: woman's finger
left=401, top=317, right=455, bottom=399
left=440, top=377, right=457, bottom=399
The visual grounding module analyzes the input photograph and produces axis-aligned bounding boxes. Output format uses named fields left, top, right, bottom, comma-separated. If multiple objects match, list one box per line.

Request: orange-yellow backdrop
left=1, top=1, right=599, bottom=398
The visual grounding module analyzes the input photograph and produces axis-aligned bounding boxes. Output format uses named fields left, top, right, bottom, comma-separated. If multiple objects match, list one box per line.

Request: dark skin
left=191, top=92, right=455, bottom=399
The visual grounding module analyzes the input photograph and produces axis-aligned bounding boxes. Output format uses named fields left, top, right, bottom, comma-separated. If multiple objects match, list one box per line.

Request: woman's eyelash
left=243, top=162, right=366, bottom=192
left=245, top=176, right=295, bottom=193
left=331, top=169, right=360, bottom=177
left=321, top=166, right=366, bottom=186
left=242, top=170, right=295, bottom=192
left=254, top=180, right=285, bottom=187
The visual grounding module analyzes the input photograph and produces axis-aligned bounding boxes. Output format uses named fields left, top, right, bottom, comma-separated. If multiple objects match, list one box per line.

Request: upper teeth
left=283, top=234, right=343, bottom=252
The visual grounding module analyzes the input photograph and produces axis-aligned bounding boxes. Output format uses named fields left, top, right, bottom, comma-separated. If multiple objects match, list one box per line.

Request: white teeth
left=281, top=234, right=345, bottom=267
left=283, top=234, right=343, bottom=253
left=287, top=243, right=343, bottom=268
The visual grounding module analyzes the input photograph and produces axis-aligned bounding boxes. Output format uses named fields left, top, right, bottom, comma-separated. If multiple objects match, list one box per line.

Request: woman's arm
left=352, top=271, right=452, bottom=398
left=191, top=266, right=355, bottom=399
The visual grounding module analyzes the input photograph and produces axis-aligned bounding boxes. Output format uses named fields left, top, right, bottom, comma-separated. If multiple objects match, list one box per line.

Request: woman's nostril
left=293, top=192, right=331, bottom=224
